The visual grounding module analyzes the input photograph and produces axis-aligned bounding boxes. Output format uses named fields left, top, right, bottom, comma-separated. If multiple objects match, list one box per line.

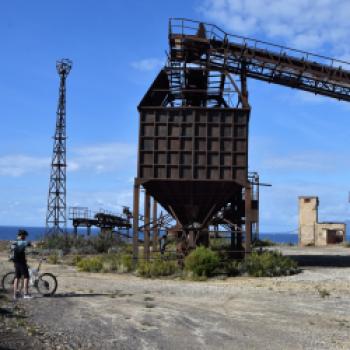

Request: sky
left=0, top=0, right=349, bottom=232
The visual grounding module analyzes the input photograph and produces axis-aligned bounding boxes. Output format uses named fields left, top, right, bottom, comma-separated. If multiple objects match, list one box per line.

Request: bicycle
left=1, top=257, right=58, bottom=297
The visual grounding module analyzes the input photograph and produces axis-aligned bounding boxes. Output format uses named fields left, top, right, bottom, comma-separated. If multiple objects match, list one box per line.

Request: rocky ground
left=1, top=246, right=350, bottom=349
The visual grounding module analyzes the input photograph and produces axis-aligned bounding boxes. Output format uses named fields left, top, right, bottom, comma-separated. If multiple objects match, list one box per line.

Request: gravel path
left=1, top=247, right=350, bottom=349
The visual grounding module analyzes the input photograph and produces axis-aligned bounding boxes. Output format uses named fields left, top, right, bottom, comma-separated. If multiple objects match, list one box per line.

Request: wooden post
left=133, top=180, right=140, bottom=264
left=144, top=191, right=151, bottom=260
left=245, top=184, right=252, bottom=254
left=152, top=198, right=158, bottom=252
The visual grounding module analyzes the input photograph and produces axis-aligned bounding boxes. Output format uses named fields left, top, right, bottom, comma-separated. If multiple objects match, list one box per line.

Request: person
left=12, top=229, right=32, bottom=300
left=159, top=231, right=168, bottom=255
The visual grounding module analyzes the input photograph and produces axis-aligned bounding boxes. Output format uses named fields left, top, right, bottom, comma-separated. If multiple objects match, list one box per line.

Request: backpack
left=9, top=241, right=18, bottom=262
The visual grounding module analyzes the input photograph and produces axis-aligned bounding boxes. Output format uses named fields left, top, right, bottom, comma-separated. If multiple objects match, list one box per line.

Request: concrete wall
left=316, top=223, right=346, bottom=246
left=299, top=197, right=318, bottom=246
left=299, top=196, right=346, bottom=246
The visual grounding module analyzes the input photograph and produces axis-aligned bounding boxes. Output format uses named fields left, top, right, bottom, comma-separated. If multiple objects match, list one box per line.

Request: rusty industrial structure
left=46, top=59, right=72, bottom=235
left=298, top=197, right=346, bottom=247
left=132, top=18, right=350, bottom=261
left=69, top=207, right=132, bottom=237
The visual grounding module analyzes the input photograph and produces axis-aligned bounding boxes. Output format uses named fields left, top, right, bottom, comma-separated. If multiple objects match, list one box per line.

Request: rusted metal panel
left=138, top=108, right=249, bottom=184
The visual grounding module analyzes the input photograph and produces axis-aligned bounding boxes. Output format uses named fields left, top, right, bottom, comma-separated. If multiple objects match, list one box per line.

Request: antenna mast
left=46, top=59, right=72, bottom=235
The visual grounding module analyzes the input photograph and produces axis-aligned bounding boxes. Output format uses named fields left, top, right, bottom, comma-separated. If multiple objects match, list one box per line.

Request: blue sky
left=1, top=0, right=349, bottom=232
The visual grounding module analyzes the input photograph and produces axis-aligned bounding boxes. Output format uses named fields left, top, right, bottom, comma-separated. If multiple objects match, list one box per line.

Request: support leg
left=152, top=199, right=158, bottom=252
left=144, top=191, right=151, bottom=260
left=245, top=185, right=252, bottom=254
left=133, top=180, right=140, bottom=264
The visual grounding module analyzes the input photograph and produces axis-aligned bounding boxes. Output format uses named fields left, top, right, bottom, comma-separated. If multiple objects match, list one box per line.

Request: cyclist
left=11, top=229, right=32, bottom=299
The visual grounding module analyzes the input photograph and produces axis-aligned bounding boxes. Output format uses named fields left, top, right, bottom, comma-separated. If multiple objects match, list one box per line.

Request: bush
left=47, top=252, right=60, bottom=265
left=224, top=260, right=242, bottom=277
left=244, top=251, right=299, bottom=277
left=119, top=254, right=133, bottom=272
left=75, top=253, right=134, bottom=273
left=184, top=246, right=220, bottom=278
left=77, top=256, right=103, bottom=272
left=40, top=233, right=129, bottom=255
left=137, top=258, right=178, bottom=278
left=70, top=255, right=82, bottom=266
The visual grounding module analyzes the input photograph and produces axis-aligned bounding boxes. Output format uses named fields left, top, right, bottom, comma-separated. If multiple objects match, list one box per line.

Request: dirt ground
left=1, top=246, right=350, bottom=350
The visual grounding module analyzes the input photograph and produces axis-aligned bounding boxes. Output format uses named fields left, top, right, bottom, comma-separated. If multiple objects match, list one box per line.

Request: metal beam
left=144, top=191, right=151, bottom=260
left=132, top=180, right=140, bottom=263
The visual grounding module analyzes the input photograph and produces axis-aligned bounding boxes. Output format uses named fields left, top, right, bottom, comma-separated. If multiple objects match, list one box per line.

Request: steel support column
left=133, top=180, right=140, bottom=263
left=144, top=191, right=151, bottom=260
left=188, top=230, right=195, bottom=249
left=245, top=185, right=252, bottom=254
left=152, top=198, right=158, bottom=252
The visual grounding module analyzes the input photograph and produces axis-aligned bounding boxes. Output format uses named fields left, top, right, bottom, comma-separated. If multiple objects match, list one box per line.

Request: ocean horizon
left=0, top=225, right=299, bottom=244
left=1, top=225, right=348, bottom=245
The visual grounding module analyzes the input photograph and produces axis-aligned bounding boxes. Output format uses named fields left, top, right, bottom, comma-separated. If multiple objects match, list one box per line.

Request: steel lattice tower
left=46, top=59, right=72, bottom=235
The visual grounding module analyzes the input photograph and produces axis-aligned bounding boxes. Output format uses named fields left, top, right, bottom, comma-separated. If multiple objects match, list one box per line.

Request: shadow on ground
left=288, top=255, right=350, bottom=267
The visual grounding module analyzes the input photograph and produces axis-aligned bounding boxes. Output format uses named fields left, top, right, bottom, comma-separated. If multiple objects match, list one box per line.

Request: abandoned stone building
left=298, top=196, right=346, bottom=246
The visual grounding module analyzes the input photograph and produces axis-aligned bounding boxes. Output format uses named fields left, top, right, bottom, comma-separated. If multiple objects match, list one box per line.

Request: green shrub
left=73, top=253, right=135, bottom=273
left=77, top=256, right=103, bottom=272
left=70, top=255, right=82, bottom=266
left=210, top=238, right=231, bottom=251
left=43, top=234, right=69, bottom=250
left=47, top=252, right=60, bottom=265
left=119, top=254, right=133, bottom=272
left=244, top=251, right=299, bottom=277
left=137, top=258, right=178, bottom=278
left=40, top=233, right=127, bottom=254
left=184, top=246, right=220, bottom=278
left=224, top=260, right=242, bottom=277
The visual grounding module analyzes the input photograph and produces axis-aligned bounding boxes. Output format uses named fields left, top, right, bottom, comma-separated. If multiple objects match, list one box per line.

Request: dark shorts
left=14, top=262, right=29, bottom=279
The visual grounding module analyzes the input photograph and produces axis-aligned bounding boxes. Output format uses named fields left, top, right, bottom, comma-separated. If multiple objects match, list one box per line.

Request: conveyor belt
left=169, top=18, right=350, bottom=102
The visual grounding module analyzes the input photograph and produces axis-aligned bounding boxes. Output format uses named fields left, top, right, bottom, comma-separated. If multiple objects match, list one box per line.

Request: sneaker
left=23, top=294, right=33, bottom=299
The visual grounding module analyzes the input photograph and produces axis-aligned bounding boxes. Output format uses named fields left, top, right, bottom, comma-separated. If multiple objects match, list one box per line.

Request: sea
left=0, top=225, right=298, bottom=244
left=0, top=226, right=348, bottom=245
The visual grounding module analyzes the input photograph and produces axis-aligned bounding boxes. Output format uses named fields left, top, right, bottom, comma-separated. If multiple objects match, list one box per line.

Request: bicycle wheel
left=1, top=272, right=15, bottom=292
left=36, top=273, right=57, bottom=296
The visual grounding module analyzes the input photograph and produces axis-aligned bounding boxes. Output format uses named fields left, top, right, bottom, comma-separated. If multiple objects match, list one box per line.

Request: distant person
left=159, top=231, right=168, bottom=255
left=10, top=229, right=32, bottom=299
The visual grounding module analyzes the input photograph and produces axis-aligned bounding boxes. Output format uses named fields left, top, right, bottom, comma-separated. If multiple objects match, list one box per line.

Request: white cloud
left=0, top=155, right=49, bottom=177
left=0, top=142, right=136, bottom=177
left=262, top=152, right=350, bottom=173
left=69, top=189, right=133, bottom=214
left=199, top=0, right=350, bottom=57
left=130, top=58, right=164, bottom=72
left=69, top=142, right=136, bottom=174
